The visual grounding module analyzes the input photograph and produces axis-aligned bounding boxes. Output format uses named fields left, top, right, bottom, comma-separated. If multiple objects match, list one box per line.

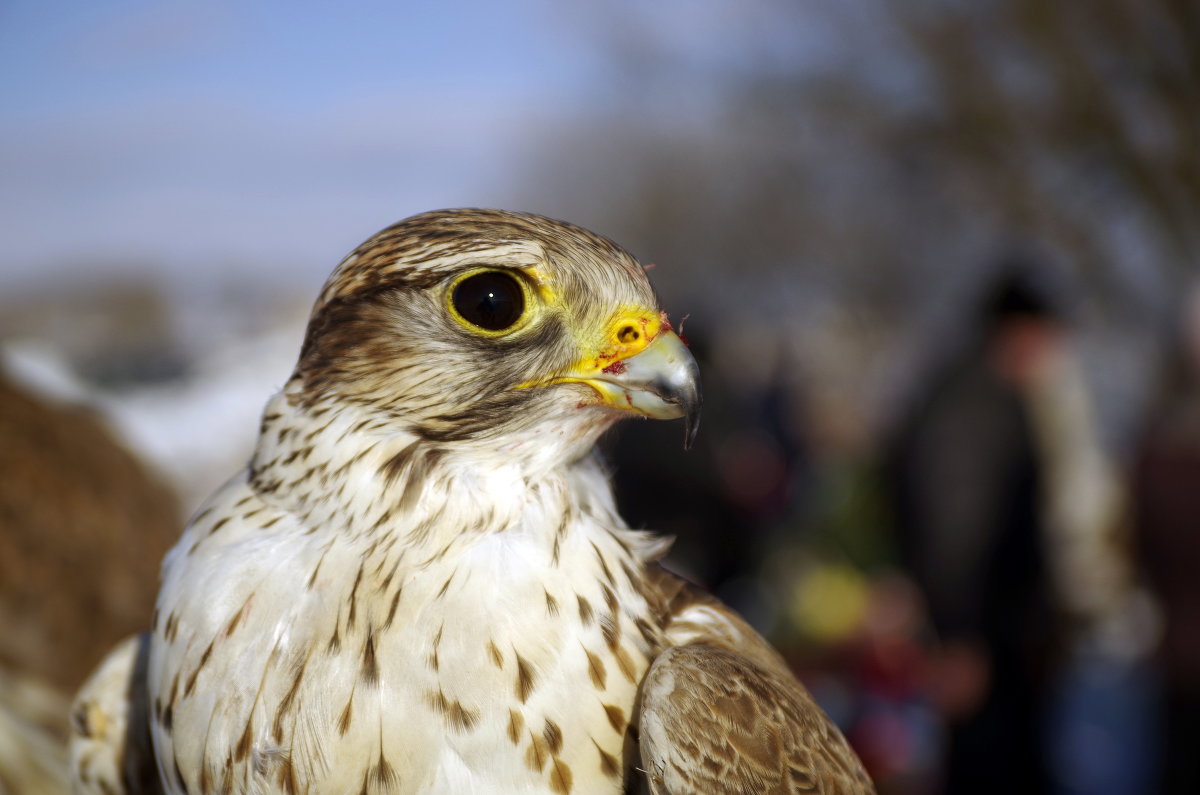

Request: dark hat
left=980, top=254, right=1068, bottom=325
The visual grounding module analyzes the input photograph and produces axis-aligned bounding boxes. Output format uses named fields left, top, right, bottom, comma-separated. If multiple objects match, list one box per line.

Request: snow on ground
left=3, top=321, right=302, bottom=513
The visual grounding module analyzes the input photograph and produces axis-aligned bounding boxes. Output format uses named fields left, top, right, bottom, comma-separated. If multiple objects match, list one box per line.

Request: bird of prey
left=70, top=209, right=873, bottom=794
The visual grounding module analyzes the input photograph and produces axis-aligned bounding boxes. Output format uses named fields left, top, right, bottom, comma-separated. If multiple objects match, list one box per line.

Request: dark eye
left=451, top=271, right=526, bottom=332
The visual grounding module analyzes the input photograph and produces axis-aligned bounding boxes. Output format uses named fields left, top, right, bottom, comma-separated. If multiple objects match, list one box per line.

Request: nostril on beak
left=617, top=325, right=640, bottom=344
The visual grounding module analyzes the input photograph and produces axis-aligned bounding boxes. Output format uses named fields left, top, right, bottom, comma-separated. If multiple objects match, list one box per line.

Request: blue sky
left=0, top=0, right=622, bottom=291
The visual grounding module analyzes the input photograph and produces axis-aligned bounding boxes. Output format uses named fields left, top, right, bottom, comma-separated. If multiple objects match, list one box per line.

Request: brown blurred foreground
left=0, top=374, right=181, bottom=793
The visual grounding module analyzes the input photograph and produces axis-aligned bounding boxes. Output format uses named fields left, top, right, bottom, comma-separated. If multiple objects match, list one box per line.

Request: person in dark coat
left=887, top=270, right=1065, bottom=794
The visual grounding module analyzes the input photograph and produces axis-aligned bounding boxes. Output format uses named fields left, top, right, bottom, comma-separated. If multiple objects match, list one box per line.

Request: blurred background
left=2, top=0, right=1198, bottom=792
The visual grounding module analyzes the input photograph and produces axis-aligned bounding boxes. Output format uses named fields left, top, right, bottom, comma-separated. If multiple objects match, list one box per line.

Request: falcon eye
left=450, top=271, right=526, bottom=332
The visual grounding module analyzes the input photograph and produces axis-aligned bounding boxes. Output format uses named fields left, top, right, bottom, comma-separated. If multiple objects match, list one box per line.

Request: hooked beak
left=560, top=329, right=702, bottom=448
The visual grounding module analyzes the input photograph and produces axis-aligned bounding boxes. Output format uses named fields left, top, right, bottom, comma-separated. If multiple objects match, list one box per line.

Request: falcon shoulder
left=638, top=568, right=874, bottom=795
left=69, top=633, right=162, bottom=795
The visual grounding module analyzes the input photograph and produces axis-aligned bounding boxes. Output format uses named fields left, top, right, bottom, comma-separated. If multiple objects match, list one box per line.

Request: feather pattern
left=68, top=209, right=873, bottom=794
left=639, top=569, right=874, bottom=794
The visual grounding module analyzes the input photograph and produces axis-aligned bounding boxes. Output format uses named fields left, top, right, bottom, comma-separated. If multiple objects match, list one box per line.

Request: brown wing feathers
left=638, top=568, right=874, bottom=794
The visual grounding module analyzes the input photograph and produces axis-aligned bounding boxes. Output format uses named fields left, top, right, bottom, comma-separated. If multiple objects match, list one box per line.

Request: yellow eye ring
left=445, top=268, right=534, bottom=336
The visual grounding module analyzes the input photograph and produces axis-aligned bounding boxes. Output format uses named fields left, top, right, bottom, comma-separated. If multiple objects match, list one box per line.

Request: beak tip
left=683, top=421, right=699, bottom=450
left=681, top=390, right=702, bottom=450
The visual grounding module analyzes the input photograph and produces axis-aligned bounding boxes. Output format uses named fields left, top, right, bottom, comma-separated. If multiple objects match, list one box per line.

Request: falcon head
left=289, top=209, right=700, bottom=466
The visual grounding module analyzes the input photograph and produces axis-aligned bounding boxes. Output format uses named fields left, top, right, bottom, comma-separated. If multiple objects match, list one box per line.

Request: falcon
left=70, top=209, right=874, bottom=794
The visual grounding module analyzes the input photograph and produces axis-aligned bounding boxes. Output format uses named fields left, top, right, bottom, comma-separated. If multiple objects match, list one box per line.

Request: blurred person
left=887, top=261, right=1149, bottom=794
left=845, top=573, right=942, bottom=795
left=888, top=268, right=1058, bottom=793
left=1133, top=283, right=1200, bottom=795
left=1021, top=293, right=1157, bottom=795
